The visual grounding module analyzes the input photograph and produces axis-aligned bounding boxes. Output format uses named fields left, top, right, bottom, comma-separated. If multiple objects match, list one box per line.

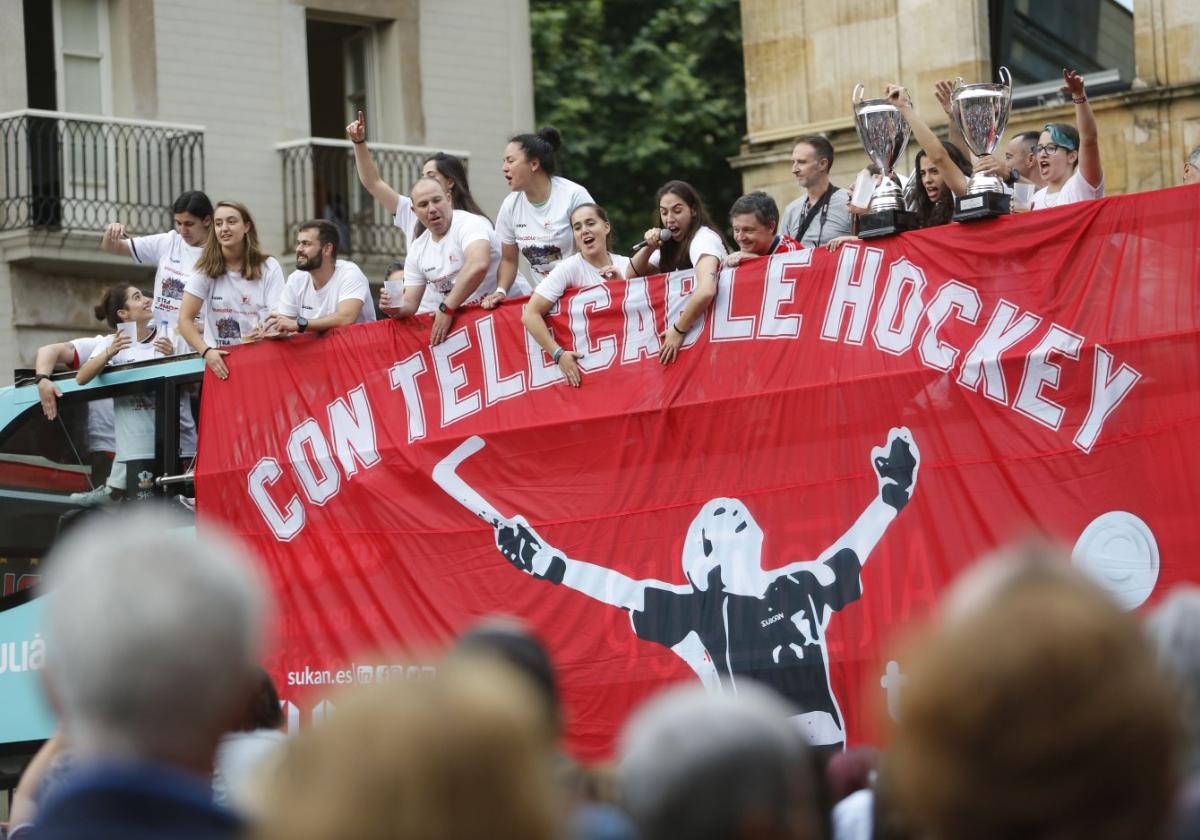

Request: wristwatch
left=297, top=316, right=309, bottom=333
left=438, top=302, right=454, bottom=315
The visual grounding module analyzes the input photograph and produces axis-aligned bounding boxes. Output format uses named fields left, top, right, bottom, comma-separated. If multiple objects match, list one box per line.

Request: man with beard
left=264, top=219, right=374, bottom=336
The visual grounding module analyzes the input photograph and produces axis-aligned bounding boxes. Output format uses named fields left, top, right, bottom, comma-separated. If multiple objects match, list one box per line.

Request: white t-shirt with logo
left=533, top=253, right=632, bottom=305
left=648, top=226, right=727, bottom=272
left=1033, top=168, right=1104, bottom=210
left=86, top=330, right=197, bottom=461
left=403, top=211, right=500, bottom=304
left=277, top=259, right=375, bottom=324
left=184, top=257, right=286, bottom=348
left=495, top=176, right=594, bottom=281
left=130, top=230, right=203, bottom=327
left=69, top=335, right=114, bottom=453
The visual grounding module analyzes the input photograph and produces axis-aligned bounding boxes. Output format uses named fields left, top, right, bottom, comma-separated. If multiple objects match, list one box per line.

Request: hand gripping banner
left=195, top=185, right=1200, bottom=761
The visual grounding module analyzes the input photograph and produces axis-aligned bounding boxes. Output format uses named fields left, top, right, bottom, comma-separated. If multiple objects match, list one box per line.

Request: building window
left=55, top=0, right=111, bottom=115
left=990, top=0, right=1133, bottom=94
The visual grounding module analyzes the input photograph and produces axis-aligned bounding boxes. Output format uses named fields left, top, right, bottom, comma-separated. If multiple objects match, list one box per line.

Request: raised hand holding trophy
left=951, top=67, right=1014, bottom=221
left=852, top=84, right=917, bottom=239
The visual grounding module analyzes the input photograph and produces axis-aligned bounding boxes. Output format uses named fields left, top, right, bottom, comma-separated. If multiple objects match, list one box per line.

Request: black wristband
left=351, top=138, right=365, bottom=145
left=672, top=323, right=687, bottom=336
left=34, top=373, right=51, bottom=384
left=201, top=347, right=214, bottom=359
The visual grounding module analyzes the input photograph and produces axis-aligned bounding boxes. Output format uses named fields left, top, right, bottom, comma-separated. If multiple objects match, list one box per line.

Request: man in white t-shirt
left=1032, top=70, right=1104, bottom=210
left=380, top=177, right=500, bottom=346
left=100, top=190, right=213, bottom=327
left=264, top=219, right=375, bottom=338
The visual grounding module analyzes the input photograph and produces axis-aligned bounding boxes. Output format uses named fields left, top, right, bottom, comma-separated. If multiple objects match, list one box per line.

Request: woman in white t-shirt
left=522, top=203, right=631, bottom=388
left=627, top=180, right=728, bottom=365
left=481, top=126, right=594, bottom=310
left=379, top=178, right=500, bottom=346
left=76, top=284, right=196, bottom=500
left=177, top=201, right=285, bottom=380
left=100, top=190, right=213, bottom=327
left=346, top=110, right=489, bottom=243
left=1032, top=70, right=1104, bottom=210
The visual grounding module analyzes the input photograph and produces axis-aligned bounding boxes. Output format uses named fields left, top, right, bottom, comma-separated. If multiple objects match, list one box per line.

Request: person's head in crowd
left=454, top=616, right=562, bottom=737
left=1036, top=122, right=1082, bottom=188
left=422, top=151, right=489, bottom=218
left=1184, top=145, right=1200, bottom=185
left=1004, top=130, right=1043, bottom=184
left=566, top=202, right=616, bottom=262
left=791, top=135, right=835, bottom=195
left=253, top=658, right=561, bottom=840
left=729, top=191, right=780, bottom=258
left=409, top=176, right=454, bottom=238
left=172, top=190, right=214, bottom=247
left=1146, top=585, right=1200, bottom=775
left=197, top=200, right=269, bottom=279
left=93, top=284, right=151, bottom=330
left=41, top=507, right=267, bottom=772
left=654, top=180, right=722, bottom=273
left=910, top=142, right=972, bottom=228
left=504, top=126, right=562, bottom=194
left=825, top=745, right=880, bottom=804
left=232, top=666, right=284, bottom=734
left=294, top=219, right=339, bottom=273
left=889, top=543, right=1180, bottom=840
left=618, top=682, right=818, bottom=840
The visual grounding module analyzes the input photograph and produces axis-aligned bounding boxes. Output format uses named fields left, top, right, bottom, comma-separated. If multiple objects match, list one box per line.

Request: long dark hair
left=908, top=143, right=972, bottom=229
left=423, top=153, right=489, bottom=221
left=654, top=180, right=724, bottom=272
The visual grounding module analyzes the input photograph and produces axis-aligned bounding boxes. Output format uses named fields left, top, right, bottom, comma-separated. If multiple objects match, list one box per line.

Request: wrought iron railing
left=0, top=109, right=205, bottom=233
left=277, top=138, right=469, bottom=260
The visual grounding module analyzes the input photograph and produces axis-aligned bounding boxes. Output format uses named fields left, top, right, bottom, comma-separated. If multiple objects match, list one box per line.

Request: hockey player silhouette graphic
left=432, top=427, right=920, bottom=749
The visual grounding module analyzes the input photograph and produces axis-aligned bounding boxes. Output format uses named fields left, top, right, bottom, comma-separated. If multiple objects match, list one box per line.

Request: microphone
left=632, top=228, right=673, bottom=253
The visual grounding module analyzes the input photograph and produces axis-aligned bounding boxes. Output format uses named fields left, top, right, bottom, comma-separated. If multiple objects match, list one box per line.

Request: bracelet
left=672, top=323, right=687, bottom=337
left=201, top=347, right=214, bottom=359
left=494, top=288, right=508, bottom=298
left=34, top=373, right=51, bottom=384
left=552, top=347, right=564, bottom=364
left=1072, top=96, right=1087, bottom=104
left=351, top=138, right=365, bottom=145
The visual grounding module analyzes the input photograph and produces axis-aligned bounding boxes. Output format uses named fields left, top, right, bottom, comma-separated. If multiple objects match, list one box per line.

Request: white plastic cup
left=851, top=170, right=876, bottom=210
left=116, top=322, right=137, bottom=344
left=1013, top=182, right=1035, bottom=210
left=383, top=279, right=404, bottom=305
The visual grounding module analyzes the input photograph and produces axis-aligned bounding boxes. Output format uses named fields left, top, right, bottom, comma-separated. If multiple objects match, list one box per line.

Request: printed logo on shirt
left=216, top=317, right=243, bottom=345
left=161, top=276, right=186, bottom=301
left=522, top=243, right=563, bottom=271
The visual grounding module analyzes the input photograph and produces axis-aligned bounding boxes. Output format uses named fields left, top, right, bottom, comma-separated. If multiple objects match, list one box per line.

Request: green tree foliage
left=530, top=0, right=746, bottom=247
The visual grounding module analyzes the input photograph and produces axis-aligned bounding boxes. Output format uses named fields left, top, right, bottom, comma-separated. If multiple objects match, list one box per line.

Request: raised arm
left=100, top=222, right=133, bottom=257
left=1063, top=69, right=1102, bottom=189
left=887, top=84, right=971, bottom=198
left=495, top=515, right=663, bottom=612
left=347, top=110, right=401, bottom=215
left=659, top=253, right=719, bottom=365
left=773, top=427, right=920, bottom=583
left=934, top=79, right=969, bottom=157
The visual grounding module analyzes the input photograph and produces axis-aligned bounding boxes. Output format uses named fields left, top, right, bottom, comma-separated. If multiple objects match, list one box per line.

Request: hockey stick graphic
left=432, top=435, right=511, bottom=527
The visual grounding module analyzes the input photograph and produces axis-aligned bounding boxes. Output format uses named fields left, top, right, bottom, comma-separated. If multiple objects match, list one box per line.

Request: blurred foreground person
left=212, top=666, right=287, bottom=812
left=618, top=682, right=819, bottom=840
left=29, top=508, right=267, bottom=840
left=890, top=544, right=1180, bottom=840
left=253, top=658, right=561, bottom=840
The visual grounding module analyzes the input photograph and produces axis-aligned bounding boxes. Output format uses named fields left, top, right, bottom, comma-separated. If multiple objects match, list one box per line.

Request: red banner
left=196, top=185, right=1200, bottom=761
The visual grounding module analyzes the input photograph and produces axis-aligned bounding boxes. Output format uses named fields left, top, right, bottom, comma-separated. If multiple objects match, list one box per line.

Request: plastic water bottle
left=158, top=319, right=172, bottom=356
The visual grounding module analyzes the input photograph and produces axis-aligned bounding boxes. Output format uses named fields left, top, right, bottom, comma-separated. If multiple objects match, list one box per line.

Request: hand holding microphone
left=632, top=227, right=673, bottom=253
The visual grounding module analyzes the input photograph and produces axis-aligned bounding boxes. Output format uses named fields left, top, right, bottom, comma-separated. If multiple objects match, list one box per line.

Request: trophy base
left=953, top=191, right=1011, bottom=222
left=858, top=209, right=919, bottom=239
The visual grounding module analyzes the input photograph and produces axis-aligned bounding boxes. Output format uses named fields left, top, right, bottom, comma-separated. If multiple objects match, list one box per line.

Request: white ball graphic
left=1071, top=511, right=1159, bottom=610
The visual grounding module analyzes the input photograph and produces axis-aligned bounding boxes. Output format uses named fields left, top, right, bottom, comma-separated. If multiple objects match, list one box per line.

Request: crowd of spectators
left=4, top=513, right=1200, bottom=840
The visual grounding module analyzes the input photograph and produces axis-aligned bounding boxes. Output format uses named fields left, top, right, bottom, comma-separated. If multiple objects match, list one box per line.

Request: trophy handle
left=951, top=76, right=965, bottom=94
left=998, top=65, right=1013, bottom=89
left=852, top=83, right=864, bottom=107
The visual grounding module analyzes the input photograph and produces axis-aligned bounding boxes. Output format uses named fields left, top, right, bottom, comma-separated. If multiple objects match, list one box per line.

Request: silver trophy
left=852, top=84, right=916, bottom=238
left=951, top=66, right=1013, bottom=220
